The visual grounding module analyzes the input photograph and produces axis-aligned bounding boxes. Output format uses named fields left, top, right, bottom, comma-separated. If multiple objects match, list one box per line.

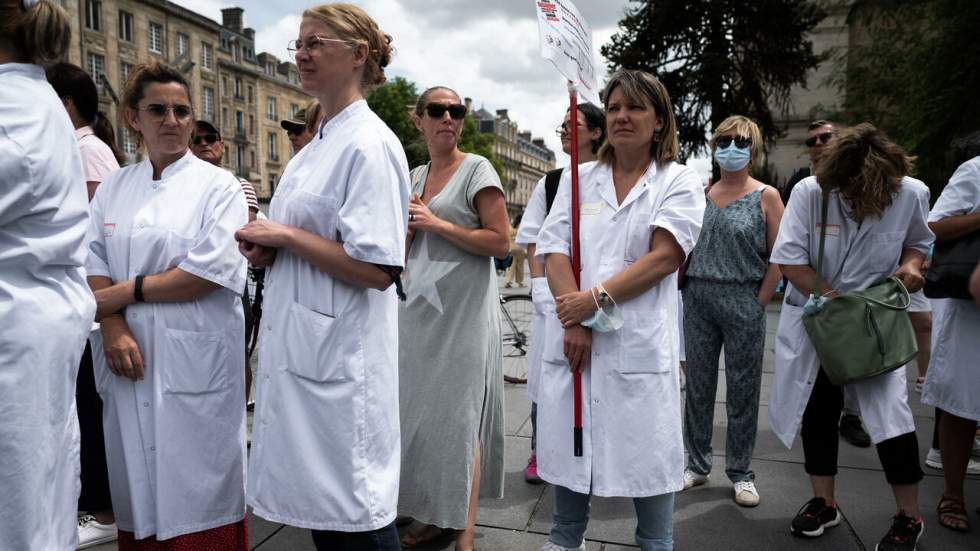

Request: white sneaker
left=683, top=469, right=709, bottom=490
left=77, top=514, right=117, bottom=549
left=733, top=480, right=760, bottom=507
left=925, top=447, right=980, bottom=475
left=539, top=542, right=586, bottom=551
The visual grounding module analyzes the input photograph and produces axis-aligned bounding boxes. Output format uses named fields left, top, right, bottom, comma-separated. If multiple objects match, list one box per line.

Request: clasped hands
left=555, top=288, right=601, bottom=373
left=235, top=219, right=285, bottom=267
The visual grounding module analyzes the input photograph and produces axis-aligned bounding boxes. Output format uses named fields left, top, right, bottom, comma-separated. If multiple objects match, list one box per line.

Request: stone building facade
left=57, top=0, right=309, bottom=200
left=472, top=104, right=556, bottom=218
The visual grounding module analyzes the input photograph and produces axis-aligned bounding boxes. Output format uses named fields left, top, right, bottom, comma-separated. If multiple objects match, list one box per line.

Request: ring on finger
left=409, top=213, right=416, bottom=222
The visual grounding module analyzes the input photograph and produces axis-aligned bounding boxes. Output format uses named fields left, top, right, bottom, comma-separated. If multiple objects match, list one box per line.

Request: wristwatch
left=597, top=285, right=612, bottom=308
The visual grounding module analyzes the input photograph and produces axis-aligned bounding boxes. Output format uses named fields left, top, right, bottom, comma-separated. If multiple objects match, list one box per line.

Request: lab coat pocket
left=288, top=190, right=342, bottom=240
left=617, top=309, right=671, bottom=374
left=283, top=301, right=360, bottom=383
left=869, top=231, right=905, bottom=273
left=541, top=314, right=568, bottom=366
left=161, top=328, right=230, bottom=394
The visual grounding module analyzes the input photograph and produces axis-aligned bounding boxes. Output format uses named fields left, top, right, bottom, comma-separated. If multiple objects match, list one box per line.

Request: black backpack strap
left=544, top=167, right=564, bottom=214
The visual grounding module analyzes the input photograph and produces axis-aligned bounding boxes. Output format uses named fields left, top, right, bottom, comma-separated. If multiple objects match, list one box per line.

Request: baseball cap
left=280, top=108, right=307, bottom=133
left=194, top=120, right=221, bottom=140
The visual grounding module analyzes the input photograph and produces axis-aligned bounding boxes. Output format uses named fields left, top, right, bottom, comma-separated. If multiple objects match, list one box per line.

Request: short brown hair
left=598, top=70, right=679, bottom=165
left=709, top=115, right=763, bottom=167
left=303, top=3, right=393, bottom=92
left=0, top=0, right=70, bottom=64
left=808, top=119, right=836, bottom=132
left=814, top=123, right=916, bottom=223
left=120, top=61, right=192, bottom=139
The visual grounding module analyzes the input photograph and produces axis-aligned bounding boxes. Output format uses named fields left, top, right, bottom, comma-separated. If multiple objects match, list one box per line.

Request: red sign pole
left=568, top=83, right=583, bottom=457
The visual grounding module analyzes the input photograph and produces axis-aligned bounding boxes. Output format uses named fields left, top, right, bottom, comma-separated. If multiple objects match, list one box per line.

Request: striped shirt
left=238, top=177, right=259, bottom=211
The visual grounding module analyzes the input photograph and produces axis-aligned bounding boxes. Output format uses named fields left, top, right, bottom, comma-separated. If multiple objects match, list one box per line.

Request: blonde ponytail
left=0, top=0, right=71, bottom=64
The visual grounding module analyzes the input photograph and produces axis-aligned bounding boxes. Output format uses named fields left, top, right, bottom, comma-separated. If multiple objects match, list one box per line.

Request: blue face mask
left=714, top=142, right=751, bottom=172
left=581, top=304, right=624, bottom=333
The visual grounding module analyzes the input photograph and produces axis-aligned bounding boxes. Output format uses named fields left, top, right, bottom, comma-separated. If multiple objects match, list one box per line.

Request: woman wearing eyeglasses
left=85, top=61, right=249, bottom=549
left=680, top=115, right=784, bottom=507
left=237, top=4, right=410, bottom=551
left=396, top=85, right=510, bottom=551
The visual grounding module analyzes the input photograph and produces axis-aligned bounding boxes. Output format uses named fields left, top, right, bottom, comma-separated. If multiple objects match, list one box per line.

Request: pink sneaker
left=524, top=454, right=543, bottom=484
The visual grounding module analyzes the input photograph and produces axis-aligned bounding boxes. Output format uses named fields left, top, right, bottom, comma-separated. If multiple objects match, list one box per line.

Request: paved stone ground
left=91, top=294, right=980, bottom=550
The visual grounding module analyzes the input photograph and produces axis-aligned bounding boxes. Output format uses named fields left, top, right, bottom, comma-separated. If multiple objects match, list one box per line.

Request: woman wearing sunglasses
left=85, top=60, right=249, bottom=549
left=237, top=4, right=410, bottom=550
left=397, top=85, right=510, bottom=551
left=680, top=115, right=784, bottom=507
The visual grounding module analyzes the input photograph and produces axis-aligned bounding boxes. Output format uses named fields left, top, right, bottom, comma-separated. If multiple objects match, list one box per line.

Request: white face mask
left=581, top=303, right=624, bottom=332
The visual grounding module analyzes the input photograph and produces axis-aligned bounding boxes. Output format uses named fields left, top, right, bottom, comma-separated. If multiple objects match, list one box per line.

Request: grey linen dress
left=398, top=153, right=505, bottom=529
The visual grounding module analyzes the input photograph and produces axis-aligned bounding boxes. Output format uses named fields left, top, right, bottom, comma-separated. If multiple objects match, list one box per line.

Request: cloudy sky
left=172, top=0, right=711, bottom=179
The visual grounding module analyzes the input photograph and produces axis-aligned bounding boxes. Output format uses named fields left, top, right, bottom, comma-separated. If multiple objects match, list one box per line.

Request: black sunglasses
left=192, top=133, right=219, bottom=145
left=425, top=103, right=467, bottom=120
left=805, top=132, right=834, bottom=147
left=716, top=135, right=752, bottom=149
left=141, top=104, right=193, bottom=121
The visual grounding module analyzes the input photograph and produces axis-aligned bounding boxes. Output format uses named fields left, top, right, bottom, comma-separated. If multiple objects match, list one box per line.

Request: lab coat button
left=143, top=402, right=149, bottom=407
left=149, top=446, right=155, bottom=451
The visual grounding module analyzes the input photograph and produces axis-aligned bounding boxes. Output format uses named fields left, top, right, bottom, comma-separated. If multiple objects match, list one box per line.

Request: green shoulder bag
left=801, top=193, right=918, bottom=385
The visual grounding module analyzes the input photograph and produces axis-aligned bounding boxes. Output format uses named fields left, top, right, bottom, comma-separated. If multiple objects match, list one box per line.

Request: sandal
left=400, top=523, right=453, bottom=548
left=937, top=495, right=971, bottom=532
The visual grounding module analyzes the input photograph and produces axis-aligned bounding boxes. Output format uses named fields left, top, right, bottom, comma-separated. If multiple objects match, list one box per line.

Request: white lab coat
left=247, top=100, right=410, bottom=531
left=0, top=63, right=95, bottom=551
left=922, top=156, right=980, bottom=421
left=516, top=174, right=556, bottom=402
left=768, top=177, right=933, bottom=447
left=535, top=160, right=705, bottom=497
left=86, top=151, right=248, bottom=540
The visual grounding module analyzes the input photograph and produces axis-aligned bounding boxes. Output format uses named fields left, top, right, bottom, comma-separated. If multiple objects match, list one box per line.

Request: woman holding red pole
left=535, top=70, right=706, bottom=551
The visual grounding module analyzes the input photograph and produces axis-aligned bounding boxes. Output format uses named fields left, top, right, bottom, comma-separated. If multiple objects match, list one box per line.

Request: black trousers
left=77, top=341, right=113, bottom=512
left=311, top=522, right=401, bottom=551
left=801, top=368, right=923, bottom=485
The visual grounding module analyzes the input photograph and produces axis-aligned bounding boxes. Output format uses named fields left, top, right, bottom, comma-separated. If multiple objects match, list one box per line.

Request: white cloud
left=169, top=0, right=229, bottom=25
left=241, top=0, right=711, bottom=183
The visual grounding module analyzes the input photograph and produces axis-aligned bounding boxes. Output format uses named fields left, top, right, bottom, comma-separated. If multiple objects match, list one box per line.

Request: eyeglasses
left=139, top=104, right=193, bottom=122
left=716, top=135, right=752, bottom=149
left=286, top=35, right=352, bottom=58
left=555, top=122, right=587, bottom=137
left=805, top=132, right=834, bottom=147
left=192, top=133, right=219, bottom=145
left=425, top=103, right=467, bottom=120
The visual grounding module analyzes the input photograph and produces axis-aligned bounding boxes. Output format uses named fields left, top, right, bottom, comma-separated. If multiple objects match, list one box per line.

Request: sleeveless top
left=687, top=186, right=768, bottom=283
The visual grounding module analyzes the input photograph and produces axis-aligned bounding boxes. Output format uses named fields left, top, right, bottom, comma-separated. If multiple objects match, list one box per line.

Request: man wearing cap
left=280, top=108, right=316, bottom=154
left=190, top=119, right=260, bottom=408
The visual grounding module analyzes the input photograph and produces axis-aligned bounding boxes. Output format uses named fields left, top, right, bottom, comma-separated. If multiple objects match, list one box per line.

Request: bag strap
left=813, top=192, right=830, bottom=297
left=544, top=167, right=563, bottom=214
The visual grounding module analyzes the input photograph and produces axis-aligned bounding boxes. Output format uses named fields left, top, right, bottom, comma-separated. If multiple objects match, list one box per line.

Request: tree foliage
left=367, top=76, right=504, bottom=178
left=602, top=0, right=825, bottom=161
left=832, top=0, right=980, bottom=191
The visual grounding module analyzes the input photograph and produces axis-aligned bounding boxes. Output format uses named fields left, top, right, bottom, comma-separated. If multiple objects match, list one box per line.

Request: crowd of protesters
left=2, top=1, right=979, bottom=551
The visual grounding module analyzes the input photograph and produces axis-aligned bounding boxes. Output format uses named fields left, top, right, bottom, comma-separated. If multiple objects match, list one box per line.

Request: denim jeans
left=531, top=401, right=538, bottom=451
left=311, top=521, right=401, bottom=551
left=548, top=485, right=674, bottom=551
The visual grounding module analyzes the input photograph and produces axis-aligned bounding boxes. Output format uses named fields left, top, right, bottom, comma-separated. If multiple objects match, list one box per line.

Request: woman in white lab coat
left=535, top=70, right=705, bottom=551
left=0, top=1, right=95, bottom=549
left=922, top=154, right=980, bottom=532
left=237, top=5, right=409, bottom=550
left=86, top=61, right=249, bottom=549
left=516, top=103, right=605, bottom=485
left=769, top=124, right=932, bottom=549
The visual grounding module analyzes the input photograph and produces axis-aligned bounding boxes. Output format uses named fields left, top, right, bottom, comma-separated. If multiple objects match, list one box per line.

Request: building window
left=266, top=97, right=276, bottom=121
left=268, top=173, right=278, bottom=193
left=267, top=132, right=278, bottom=161
left=118, top=10, right=133, bottom=42
left=203, top=87, right=214, bottom=121
left=176, top=32, right=189, bottom=58
left=201, top=42, right=213, bottom=70
left=120, top=126, right=137, bottom=159
left=235, top=110, right=244, bottom=135
left=236, top=146, right=245, bottom=175
left=148, top=22, right=163, bottom=54
left=247, top=85, right=253, bottom=104
left=120, top=61, right=133, bottom=84
left=86, top=52, right=105, bottom=81
left=289, top=103, right=299, bottom=117
left=248, top=114, right=254, bottom=135
left=222, top=107, right=228, bottom=129
left=266, top=62, right=275, bottom=76
left=85, top=0, right=102, bottom=31
left=234, top=78, right=243, bottom=99
left=250, top=149, right=256, bottom=169
left=221, top=77, right=228, bottom=97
